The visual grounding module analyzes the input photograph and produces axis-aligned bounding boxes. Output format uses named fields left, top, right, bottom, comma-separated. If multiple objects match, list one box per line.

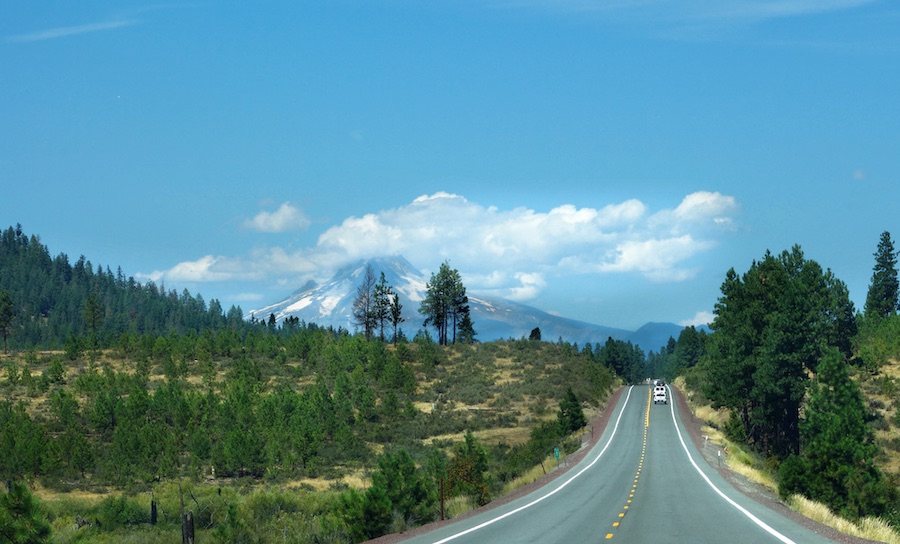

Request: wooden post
left=179, top=482, right=195, bottom=544
left=183, top=512, right=195, bottom=544
left=439, top=477, right=445, bottom=521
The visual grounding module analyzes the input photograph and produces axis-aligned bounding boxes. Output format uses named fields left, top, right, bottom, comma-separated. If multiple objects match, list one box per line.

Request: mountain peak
left=249, top=255, right=683, bottom=351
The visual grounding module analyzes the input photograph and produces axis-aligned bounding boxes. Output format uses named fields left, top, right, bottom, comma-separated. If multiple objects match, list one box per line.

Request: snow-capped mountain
left=248, top=255, right=426, bottom=331
left=248, top=255, right=685, bottom=351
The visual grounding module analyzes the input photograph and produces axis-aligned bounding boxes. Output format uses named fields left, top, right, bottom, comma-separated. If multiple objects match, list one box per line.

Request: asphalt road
left=396, top=384, right=838, bottom=544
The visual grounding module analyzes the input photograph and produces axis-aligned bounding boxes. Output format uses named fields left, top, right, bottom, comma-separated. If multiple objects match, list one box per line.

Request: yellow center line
left=603, top=386, right=652, bottom=541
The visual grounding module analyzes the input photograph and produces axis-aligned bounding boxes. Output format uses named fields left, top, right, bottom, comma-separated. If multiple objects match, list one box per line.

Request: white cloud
left=672, top=191, right=736, bottom=221
left=598, top=236, right=712, bottom=281
left=244, top=202, right=311, bottom=233
left=315, top=190, right=734, bottom=293
left=144, top=255, right=240, bottom=283
left=507, top=272, right=547, bottom=301
left=680, top=311, right=714, bottom=327
left=649, top=191, right=737, bottom=233
left=144, top=191, right=738, bottom=304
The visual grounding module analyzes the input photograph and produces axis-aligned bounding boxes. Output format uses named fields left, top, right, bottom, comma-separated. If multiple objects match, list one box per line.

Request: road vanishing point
left=395, top=384, right=839, bottom=544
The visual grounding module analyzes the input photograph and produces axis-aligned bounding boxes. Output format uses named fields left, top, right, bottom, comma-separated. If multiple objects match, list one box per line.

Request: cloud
left=680, top=310, right=714, bottom=327
left=649, top=191, right=737, bottom=233
left=598, top=236, right=711, bottom=282
left=141, top=255, right=244, bottom=283
left=145, top=191, right=738, bottom=303
left=244, top=202, right=311, bottom=233
left=8, top=20, right=137, bottom=42
left=507, top=273, right=547, bottom=301
left=314, top=191, right=735, bottom=291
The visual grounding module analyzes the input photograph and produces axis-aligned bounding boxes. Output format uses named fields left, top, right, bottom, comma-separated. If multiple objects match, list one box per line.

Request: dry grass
left=31, top=481, right=112, bottom=503
left=697, top=422, right=778, bottom=492
left=423, top=426, right=533, bottom=448
left=491, top=357, right=519, bottom=386
left=789, top=494, right=900, bottom=544
left=500, top=453, right=558, bottom=495
left=693, top=404, right=729, bottom=428
left=445, top=495, right=476, bottom=518
left=283, top=469, right=371, bottom=492
left=858, top=359, right=900, bottom=475
left=726, top=455, right=778, bottom=492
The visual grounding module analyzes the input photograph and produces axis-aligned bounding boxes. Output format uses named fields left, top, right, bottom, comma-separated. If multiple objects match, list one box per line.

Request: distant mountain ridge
left=249, top=255, right=690, bottom=352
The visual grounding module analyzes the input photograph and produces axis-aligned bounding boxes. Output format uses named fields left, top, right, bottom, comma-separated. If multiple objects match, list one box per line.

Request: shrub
left=97, top=494, right=149, bottom=530
left=723, top=411, right=747, bottom=443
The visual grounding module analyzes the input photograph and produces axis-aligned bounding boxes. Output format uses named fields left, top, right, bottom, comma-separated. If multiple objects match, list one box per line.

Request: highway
left=397, top=384, right=838, bottom=544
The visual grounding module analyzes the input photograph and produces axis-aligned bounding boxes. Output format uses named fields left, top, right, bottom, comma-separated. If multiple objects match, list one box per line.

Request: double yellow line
left=645, top=386, right=652, bottom=428
left=605, top=389, right=652, bottom=540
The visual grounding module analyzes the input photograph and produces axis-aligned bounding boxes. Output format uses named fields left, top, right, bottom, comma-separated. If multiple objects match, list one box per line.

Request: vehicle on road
left=653, top=386, right=667, bottom=404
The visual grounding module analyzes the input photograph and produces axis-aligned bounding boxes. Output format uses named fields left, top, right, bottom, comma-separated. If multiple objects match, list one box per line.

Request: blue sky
left=2, top=1, right=898, bottom=331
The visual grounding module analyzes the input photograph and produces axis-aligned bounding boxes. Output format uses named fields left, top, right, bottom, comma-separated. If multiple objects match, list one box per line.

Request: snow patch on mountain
left=285, top=298, right=312, bottom=313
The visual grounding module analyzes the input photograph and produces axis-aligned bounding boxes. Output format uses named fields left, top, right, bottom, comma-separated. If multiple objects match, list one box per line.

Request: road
left=396, top=384, right=838, bottom=544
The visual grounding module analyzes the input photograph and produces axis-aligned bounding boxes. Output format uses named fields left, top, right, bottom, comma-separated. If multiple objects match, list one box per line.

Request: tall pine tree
left=864, top=230, right=899, bottom=318
left=351, top=264, right=378, bottom=340
left=0, top=290, right=13, bottom=353
left=419, top=262, right=473, bottom=345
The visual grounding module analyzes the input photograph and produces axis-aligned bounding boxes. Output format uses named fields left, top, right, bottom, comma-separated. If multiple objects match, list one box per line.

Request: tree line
left=0, top=224, right=248, bottom=351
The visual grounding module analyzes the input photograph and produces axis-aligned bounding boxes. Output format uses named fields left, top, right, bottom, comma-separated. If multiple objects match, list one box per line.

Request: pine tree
left=351, top=264, right=378, bottom=340
left=779, top=349, right=894, bottom=519
left=0, top=482, right=51, bottom=544
left=388, top=292, right=404, bottom=344
left=557, top=387, right=587, bottom=433
left=372, top=272, right=392, bottom=341
left=448, top=431, right=490, bottom=506
left=864, top=231, right=899, bottom=318
left=0, top=290, right=13, bottom=354
left=370, top=449, right=437, bottom=528
left=419, top=262, right=472, bottom=345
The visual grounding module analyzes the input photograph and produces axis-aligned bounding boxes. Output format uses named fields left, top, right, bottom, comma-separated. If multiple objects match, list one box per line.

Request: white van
left=653, top=386, right=667, bottom=405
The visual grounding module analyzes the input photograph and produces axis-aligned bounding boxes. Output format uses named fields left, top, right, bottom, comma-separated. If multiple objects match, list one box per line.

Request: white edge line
left=430, top=385, right=636, bottom=544
left=667, top=386, right=797, bottom=544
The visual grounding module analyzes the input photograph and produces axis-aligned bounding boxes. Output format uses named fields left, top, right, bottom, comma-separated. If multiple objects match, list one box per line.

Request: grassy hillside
left=0, top=334, right=619, bottom=543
